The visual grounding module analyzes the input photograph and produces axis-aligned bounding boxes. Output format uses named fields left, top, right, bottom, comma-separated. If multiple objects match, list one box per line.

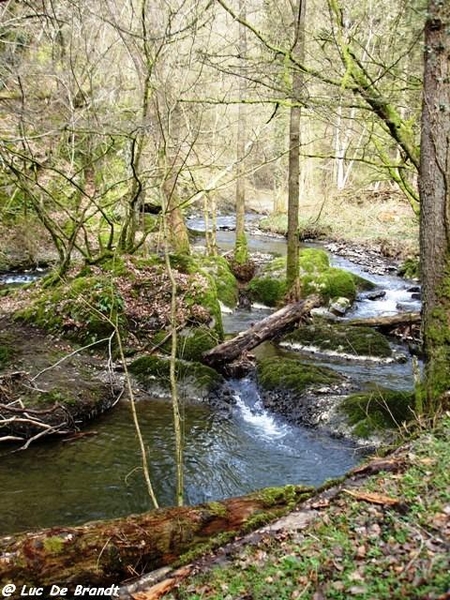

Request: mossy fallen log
left=346, top=312, right=420, bottom=330
left=202, top=295, right=321, bottom=372
left=0, top=485, right=313, bottom=588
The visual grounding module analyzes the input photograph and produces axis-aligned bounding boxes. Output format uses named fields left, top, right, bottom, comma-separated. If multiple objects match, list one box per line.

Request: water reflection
left=0, top=388, right=358, bottom=536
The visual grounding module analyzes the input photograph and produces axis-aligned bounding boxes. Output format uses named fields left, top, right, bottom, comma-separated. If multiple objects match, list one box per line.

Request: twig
left=30, top=335, right=113, bottom=382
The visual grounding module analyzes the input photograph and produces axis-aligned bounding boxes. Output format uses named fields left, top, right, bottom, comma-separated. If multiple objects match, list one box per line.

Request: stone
left=329, top=297, right=351, bottom=315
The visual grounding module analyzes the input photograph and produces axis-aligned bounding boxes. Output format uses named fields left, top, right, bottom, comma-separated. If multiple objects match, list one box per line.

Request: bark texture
left=202, top=295, right=321, bottom=370
left=0, top=486, right=312, bottom=587
left=419, top=1, right=450, bottom=403
left=346, top=312, right=420, bottom=330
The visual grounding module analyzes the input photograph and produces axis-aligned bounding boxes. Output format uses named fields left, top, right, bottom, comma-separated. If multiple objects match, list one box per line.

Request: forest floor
left=124, top=416, right=450, bottom=600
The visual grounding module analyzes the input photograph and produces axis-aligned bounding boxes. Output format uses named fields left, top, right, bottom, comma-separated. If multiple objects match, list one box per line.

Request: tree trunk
left=419, top=1, right=450, bottom=407
left=202, top=294, right=321, bottom=370
left=234, top=0, right=249, bottom=265
left=0, top=486, right=312, bottom=588
left=286, top=0, right=307, bottom=289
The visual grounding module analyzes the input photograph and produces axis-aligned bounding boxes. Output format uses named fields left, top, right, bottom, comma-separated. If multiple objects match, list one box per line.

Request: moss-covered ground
left=163, top=416, right=450, bottom=600
left=14, top=254, right=226, bottom=350
left=257, top=356, right=341, bottom=394
left=341, top=388, right=417, bottom=438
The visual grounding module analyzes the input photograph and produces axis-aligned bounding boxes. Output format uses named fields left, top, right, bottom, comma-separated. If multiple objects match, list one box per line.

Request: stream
left=0, top=218, right=419, bottom=536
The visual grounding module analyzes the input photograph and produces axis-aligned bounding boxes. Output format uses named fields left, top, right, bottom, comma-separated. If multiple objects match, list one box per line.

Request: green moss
left=298, top=248, right=330, bottom=271
left=155, top=326, right=221, bottom=362
left=398, top=256, right=420, bottom=279
left=199, top=255, right=238, bottom=308
left=257, top=484, right=310, bottom=508
left=352, top=273, right=376, bottom=291
left=206, top=501, right=228, bottom=517
left=341, top=388, right=416, bottom=437
left=185, top=274, right=224, bottom=340
left=248, top=249, right=356, bottom=306
left=234, top=232, right=249, bottom=264
left=0, top=345, right=12, bottom=368
left=284, top=322, right=392, bottom=357
left=129, top=354, right=223, bottom=392
left=247, top=276, right=288, bottom=307
left=300, top=267, right=356, bottom=300
left=15, top=255, right=224, bottom=351
left=16, top=272, right=126, bottom=345
left=177, top=326, right=220, bottom=362
left=257, top=356, right=340, bottom=393
left=422, top=258, right=450, bottom=404
left=243, top=485, right=313, bottom=532
left=43, top=536, right=65, bottom=554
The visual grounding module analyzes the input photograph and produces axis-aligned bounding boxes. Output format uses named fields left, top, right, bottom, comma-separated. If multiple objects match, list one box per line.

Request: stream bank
left=0, top=223, right=421, bottom=538
left=139, top=415, right=450, bottom=600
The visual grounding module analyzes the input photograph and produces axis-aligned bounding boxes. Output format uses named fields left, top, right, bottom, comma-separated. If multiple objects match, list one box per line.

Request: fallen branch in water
left=346, top=312, right=420, bottom=329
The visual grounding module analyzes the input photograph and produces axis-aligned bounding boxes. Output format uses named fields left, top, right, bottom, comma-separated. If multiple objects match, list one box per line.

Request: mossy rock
left=16, top=274, right=125, bottom=344
left=248, top=249, right=356, bottom=306
left=341, top=388, right=416, bottom=438
left=154, top=326, right=220, bottom=362
left=284, top=322, right=392, bottom=358
left=352, top=273, right=376, bottom=292
left=257, top=356, right=340, bottom=394
left=298, top=248, right=330, bottom=272
left=301, top=267, right=356, bottom=301
left=197, top=255, right=238, bottom=308
left=129, top=354, right=223, bottom=395
left=247, top=276, right=288, bottom=307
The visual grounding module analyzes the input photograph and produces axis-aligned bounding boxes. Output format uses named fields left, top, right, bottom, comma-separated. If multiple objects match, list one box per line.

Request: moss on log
left=0, top=486, right=313, bottom=588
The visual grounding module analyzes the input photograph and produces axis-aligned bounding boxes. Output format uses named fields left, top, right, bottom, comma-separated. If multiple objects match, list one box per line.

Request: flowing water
left=0, top=385, right=357, bottom=536
left=0, top=219, right=418, bottom=536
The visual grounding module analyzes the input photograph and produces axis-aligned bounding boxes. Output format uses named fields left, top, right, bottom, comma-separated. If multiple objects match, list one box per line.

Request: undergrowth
left=167, top=415, right=450, bottom=600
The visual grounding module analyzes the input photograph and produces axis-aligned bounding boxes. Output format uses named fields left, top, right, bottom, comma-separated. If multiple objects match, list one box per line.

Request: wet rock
left=396, top=301, right=419, bottom=311
left=361, top=290, right=387, bottom=301
left=329, top=297, right=351, bottom=315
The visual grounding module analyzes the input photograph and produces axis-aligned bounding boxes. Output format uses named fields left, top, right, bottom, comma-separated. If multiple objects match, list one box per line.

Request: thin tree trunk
left=286, top=0, right=307, bottom=289
left=234, top=0, right=249, bottom=264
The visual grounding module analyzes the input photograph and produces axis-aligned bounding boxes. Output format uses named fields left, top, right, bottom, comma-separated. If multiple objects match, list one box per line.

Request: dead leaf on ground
left=130, top=565, right=193, bottom=600
left=343, top=489, right=400, bottom=506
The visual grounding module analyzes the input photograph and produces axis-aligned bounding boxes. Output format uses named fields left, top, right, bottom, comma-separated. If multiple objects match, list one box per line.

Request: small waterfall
left=232, top=385, right=289, bottom=440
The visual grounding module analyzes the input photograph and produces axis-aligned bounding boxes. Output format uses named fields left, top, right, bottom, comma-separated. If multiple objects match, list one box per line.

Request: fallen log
left=202, top=294, right=321, bottom=371
left=0, top=485, right=312, bottom=588
left=345, top=312, right=420, bottom=330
